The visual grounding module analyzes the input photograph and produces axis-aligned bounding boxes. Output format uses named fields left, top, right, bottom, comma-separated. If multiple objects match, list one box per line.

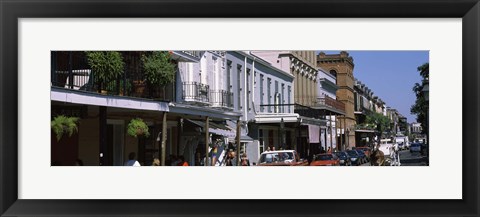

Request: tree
left=365, top=111, right=392, bottom=139
left=410, top=63, right=429, bottom=134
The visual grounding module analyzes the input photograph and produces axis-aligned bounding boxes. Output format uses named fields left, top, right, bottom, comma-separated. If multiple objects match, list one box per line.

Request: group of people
left=123, top=152, right=189, bottom=166
left=224, top=149, right=250, bottom=166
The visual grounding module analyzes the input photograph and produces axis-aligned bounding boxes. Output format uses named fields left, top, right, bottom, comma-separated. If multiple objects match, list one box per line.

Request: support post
left=99, top=106, right=107, bottom=166
left=236, top=119, right=241, bottom=166
left=205, top=117, right=209, bottom=166
left=339, top=116, right=342, bottom=152
left=329, top=113, right=333, bottom=152
left=344, top=116, right=348, bottom=149
left=161, top=112, right=167, bottom=166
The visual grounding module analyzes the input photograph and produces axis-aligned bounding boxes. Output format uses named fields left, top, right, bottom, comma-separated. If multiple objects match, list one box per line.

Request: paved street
left=399, top=150, right=427, bottom=166
left=355, top=150, right=427, bottom=166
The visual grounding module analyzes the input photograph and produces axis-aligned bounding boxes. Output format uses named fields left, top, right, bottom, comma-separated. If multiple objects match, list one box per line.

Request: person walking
left=124, top=152, right=141, bottom=166
left=240, top=153, right=250, bottom=166
left=225, top=149, right=237, bottom=166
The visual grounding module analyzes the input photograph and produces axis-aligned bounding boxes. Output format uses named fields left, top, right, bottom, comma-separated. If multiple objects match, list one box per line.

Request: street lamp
left=421, top=79, right=429, bottom=165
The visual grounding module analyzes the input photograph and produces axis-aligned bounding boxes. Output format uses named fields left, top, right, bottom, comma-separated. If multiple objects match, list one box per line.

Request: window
left=281, top=83, right=285, bottom=113
left=237, top=65, right=242, bottom=111
left=330, top=69, right=337, bottom=78
left=287, top=86, right=291, bottom=113
left=259, top=129, right=264, bottom=154
left=274, top=92, right=281, bottom=113
left=227, top=61, right=232, bottom=91
left=267, top=78, right=272, bottom=112
left=247, top=68, right=251, bottom=111
left=260, top=74, right=264, bottom=112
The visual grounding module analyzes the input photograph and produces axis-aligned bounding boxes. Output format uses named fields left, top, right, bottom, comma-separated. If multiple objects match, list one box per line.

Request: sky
left=320, top=51, right=429, bottom=123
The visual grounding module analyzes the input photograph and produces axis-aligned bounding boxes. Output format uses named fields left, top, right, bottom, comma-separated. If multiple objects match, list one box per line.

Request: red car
left=309, top=154, right=340, bottom=166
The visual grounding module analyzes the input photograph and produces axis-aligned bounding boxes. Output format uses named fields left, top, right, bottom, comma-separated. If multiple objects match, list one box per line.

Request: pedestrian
left=226, top=149, right=236, bottom=166
left=177, top=156, right=189, bottom=166
left=152, top=158, right=160, bottom=166
left=124, top=152, right=141, bottom=166
left=240, top=153, right=250, bottom=166
left=327, top=147, right=332, bottom=154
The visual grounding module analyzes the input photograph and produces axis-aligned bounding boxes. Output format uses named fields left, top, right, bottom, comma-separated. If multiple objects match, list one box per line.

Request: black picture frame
left=1, top=0, right=478, bottom=216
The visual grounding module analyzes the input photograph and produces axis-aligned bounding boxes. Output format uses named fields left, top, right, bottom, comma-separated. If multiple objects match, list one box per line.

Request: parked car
left=257, top=150, right=308, bottom=166
left=346, top=150, right=361, bottom=166
left=354, top=149, right=368, bottom=164
left=354, top=147, right=371, bottom=162
left=410, top=143, right=422, bottom=153
left=333, top=151, right=351, bottom=166
left=310, top=153, right=340, bottom=166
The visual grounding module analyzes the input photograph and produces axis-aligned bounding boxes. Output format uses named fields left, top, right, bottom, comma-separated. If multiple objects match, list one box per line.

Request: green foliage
left=85, top=51, right=125, bottom=87
left=365, top=111, right=392, bottom=136
left=127, top=118, right=150, bottom=138
left=51, top=115, right=79, bottom=141
left=105, top=79, right=132, bottom=94
left=142, top=51, right=176, bottom=87
left=411, top=62, right=429, bottom=134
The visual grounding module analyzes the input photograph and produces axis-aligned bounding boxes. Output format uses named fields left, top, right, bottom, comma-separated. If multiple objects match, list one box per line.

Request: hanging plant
left=142, top=51, right=176, bottom=87
left=51, top=115, right=79, bottom=141
left=85, top=51, right=125, bottom=91
left=127, top=118, right=150, bottom=138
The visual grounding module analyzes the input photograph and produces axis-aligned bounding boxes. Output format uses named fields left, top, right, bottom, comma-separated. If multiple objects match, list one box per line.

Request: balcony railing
left=315, top=96, right=346, bottom=112
left=293, top=104, right=324, bottom=118
left=51, top=51, right=175, bottom=101
left=210, top=90, right=233, bottom=108
left=182, top=82, right=210, bottom=103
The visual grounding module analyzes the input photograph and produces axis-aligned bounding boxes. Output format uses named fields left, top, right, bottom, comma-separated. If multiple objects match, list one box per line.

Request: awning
left=186, top=119, right=236, bottom=138
left=355, top=129, right=376, bottom=133
left=51, top=87, right=169, bottom=112
left=254, top=113, right=299, bottom=123
left=240, top=135, right=254, bottom=143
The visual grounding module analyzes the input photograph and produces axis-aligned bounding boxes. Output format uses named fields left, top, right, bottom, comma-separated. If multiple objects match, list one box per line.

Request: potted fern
left=51, top=115, right=79, bottom=141
left=127, top=118, right=150, bottom=138
left=85, top=51, right=125, bottom=94
left=141, top=51, right=175, bottom=99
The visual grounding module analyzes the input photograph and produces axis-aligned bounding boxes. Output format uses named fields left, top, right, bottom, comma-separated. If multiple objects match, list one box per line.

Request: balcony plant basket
left=141, top=51, right=175, bottom=99
left=127, top=118, right=150, bottom=138
left=85, top=51, right=125, bottom=94
left=51, top=115, right=79, bottom=141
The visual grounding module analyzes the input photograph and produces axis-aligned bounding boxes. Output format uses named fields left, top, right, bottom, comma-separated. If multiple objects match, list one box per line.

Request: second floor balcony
left=210, top=90, right=234, bottom=109
left=315, top=95, right=346, bottom=113
left=51, top=51, right=175, bottom=101
left=182, top=82, right=210, bottom=104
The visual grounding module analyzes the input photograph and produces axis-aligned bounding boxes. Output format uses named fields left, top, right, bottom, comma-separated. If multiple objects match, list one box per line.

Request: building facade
left=317, top=51, right=356, bottom=149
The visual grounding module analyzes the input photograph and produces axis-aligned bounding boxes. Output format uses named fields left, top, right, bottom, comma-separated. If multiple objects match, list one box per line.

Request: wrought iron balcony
left=315, top=96, right=346, bottom=113
left=51, top=51, right=175, bottom=101
left=210, top=90, right=233, bottom=108
left=182, top=82, right=210, bottom=103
